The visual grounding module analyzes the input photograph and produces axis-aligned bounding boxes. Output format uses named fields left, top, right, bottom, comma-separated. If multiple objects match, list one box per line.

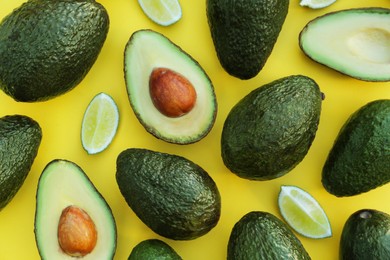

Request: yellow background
left=1, top=0, right=390, bottom=259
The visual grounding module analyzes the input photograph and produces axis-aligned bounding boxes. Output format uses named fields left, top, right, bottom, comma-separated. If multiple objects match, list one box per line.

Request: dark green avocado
left=128, top=239, right=182, bottom=260
left=322, top=99, right=390, bottom=197
left=0, top=115, right=41, bottom=210
left=206, top=0, right=289, bottom=79
left=116, top=148, right=221, bottom=240
left=227, top=211, right=311, bottom=260
left=221, top=75, right=323, bottom=180
left=0, top=0, right=109, bottom=102
left=35, top=159, right=117, bottom=259
left=340, top=209, right=390, bottom=259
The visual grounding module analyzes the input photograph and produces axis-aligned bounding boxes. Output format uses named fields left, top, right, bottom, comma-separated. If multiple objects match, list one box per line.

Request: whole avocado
left=221, top=75, right=323, bottom=180
left=116, top=148, right=221, bottom=240
left=0, top=0, right=109, bottom=102
left=340, top=209, right=390, bottom=259
left=228, top=211, right=311, bottom=260
left=0, top=115, right=42, bottom=209
left=128, top=239, right=182, bottom=260
left=206, top=0, right=289, bottom=79
left=322, top=99, right=390, bottom=197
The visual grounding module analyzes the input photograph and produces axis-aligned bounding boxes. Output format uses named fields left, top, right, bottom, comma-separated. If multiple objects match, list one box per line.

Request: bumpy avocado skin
left=322, top=100, right=390, bottom=197
left=128, top=239, right=182, bottom=260
left=206, top=0, right=289, bottom=79
left=0, top=115, right=41, bottom=209
left=228, top=211, right=311, bottom=260
left=116, top=148, right=221, bottom=240
left=0, top=0, right=109, bottom=102
left=221, top=75, right=322, bottom=180
left=340, top=209, right=390, bottom=259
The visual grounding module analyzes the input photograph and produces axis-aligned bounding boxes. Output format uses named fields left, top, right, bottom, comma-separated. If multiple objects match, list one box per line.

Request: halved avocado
left=299, top=8, right=390, bottom=82
left=34, top=159, right=116, bottom=259
left=124, top=29, right=217, bottom=144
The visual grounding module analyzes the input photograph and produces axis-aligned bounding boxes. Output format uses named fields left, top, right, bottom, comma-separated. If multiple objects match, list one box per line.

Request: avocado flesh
left=206, top=0, right=289, bottom=79
left=124, top=29, right=217, bottom=144
left=299, top=8, right=390, bottom=82
left=0, top=115, right=41, bottom=210
left=34, top=160, right=117, bottom=259
left=322, top=99, right=390, bottom=197
left=0, top=0, right=109, bottom=102
left=128, top=239, right=182, bottom=260
left=227, top=211, right=311, bottom=260
left=221, top=75, right=322, bottom=180
left=340, top=209, right=390, bottom=259
left=116, top=148, right=221, bottom=240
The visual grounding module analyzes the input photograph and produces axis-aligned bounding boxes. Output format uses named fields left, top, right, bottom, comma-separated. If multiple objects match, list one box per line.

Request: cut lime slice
left=300, top=0, right=336, bottom=9
left=278, top=185, right=332, bottom=239
left=138, top=0, right=182, bottom=26
left=81, top=93, right=119, bottom=155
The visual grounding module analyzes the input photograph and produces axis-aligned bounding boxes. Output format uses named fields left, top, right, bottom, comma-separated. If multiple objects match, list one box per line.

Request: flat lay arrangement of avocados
left=227, top=211, right=311, bottom=260
left=35, top=160, right=117, bottom=259
left=124, top=29, right=217, bottom=144
left=322, top=99, right=390, bottom=197
left=128, top=239, right=182, bottom=260
left=206, top=0, right=289, bottom=79
left=0, top=0, right=109, bottom=102
left=340, top=209, right=390, bottom=259
left=221, top=75, right=323, bottom=180
left=116, top=148, right=221, bottom=240
left=1, top=0, right=390, bottom=259
left=0, top=115, right=41, bottom=210
left=299, top=7, right=390, bottom=82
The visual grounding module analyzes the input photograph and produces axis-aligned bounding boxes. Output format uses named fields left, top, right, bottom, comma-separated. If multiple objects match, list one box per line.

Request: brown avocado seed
left=149, top=67, right=197, bottom=117
left=57, top=205, right=97, bottom=257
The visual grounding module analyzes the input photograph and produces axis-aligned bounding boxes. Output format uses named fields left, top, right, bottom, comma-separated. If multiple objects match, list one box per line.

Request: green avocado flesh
left=299, top=8, right=390, bottom=82
left=322, top=99, right=390, bottom=197
left=0, top=115, right=41, bottom=210
left=116, top=148, right=221, bottom=240
left=227, top=211, right=310, bottom=260
left=221, top=75, right=323, bottom=180
left=124, top=29, right=217, bottom=144
left=206, top=0, right=289, bottom=79
left=340, top=209, right=390, bottom=259
left=35, top=160, right=117, bottom=259
left=0, top=0, right=109, bottom=102
left=128, top=239, right=182, bottom=260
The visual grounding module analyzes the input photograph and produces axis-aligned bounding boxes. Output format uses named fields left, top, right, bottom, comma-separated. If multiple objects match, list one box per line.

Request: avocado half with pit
left=34, top=160, right=116, bottom=259
left=299, top=8, right=390, bottom=82
left=124, top=29, right=217, bottom=144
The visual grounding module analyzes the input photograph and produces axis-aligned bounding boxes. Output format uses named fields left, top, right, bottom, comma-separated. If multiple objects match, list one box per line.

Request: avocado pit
left=57, top=205, right=97, bottom=257
left=149, top=67, right=197, bottom=117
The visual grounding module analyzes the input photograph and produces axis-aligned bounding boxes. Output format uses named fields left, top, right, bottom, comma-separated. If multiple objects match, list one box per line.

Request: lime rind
left=278, top=185, right=332, bottom=239
left=81, top=92, right=119, bottom=155
left=300, top=0, right=337, bottom=9
left=138, top=0, right=182, bottom=26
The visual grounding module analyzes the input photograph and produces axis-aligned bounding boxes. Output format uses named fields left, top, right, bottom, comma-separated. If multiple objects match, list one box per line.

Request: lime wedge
left=300, top=0, right=336, bottom=9
left=81, top=93, right=119, bottom=155
left=138, top=0, right=182, bottom=26
left=278, top=185, right=332, bottom=239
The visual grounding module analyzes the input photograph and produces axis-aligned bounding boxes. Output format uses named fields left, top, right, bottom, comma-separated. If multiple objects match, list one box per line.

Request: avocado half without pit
left=124, top=29, right=217, bottom=144
left=299, top=7, right=390, bottom=82
left=34, top=160, right=117, bottom=259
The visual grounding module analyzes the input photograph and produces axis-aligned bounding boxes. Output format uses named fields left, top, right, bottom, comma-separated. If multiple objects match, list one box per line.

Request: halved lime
left=300, top=0, right=336, bottom=9
left=138, top=0, right=182, bottom=26
left=81, top=93, right=119, bottom=155
left=278, top=185, right=332, bottom=239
